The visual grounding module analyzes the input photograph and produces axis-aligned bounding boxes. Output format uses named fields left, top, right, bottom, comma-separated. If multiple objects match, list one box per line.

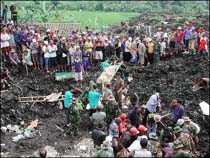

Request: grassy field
left=18, top=10, right=139, bottom=29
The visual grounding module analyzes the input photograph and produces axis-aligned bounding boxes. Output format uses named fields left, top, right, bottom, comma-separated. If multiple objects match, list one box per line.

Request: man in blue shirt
left=88, top=85, right=102, bottom=116
left=142, top=93, right=164, bottom=125
left=170, top=99, right=185, bottom=126
left=184, top=27, right=192, bottom=49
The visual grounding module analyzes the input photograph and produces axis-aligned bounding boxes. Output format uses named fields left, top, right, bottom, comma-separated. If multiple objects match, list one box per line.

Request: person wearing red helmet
left=119, top=113, right=127, bottom=134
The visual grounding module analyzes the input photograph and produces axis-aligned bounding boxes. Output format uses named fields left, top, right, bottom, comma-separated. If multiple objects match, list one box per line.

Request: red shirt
left=175, top=31, right=184, bottom=42
left=119, top=120, right=127, bottom=134
left=199, top=37, right=207, bottom=51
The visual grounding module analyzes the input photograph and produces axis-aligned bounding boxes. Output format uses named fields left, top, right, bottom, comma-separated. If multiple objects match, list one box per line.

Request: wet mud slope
left=1, top=55, right=209, bottom=157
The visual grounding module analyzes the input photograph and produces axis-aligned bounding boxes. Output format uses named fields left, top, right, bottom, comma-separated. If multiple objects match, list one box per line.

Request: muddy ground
left=1, top=54, right=209, bottom=157
left=1, top=13, right=210, bottom=157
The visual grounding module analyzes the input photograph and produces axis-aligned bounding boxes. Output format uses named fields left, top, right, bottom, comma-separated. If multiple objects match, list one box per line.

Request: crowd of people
left=1, top=5, right=208, bottom=158
left=0, top=17, right=209, bottom=89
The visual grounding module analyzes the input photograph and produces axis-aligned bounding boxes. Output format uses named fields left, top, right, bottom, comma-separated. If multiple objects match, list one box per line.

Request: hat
left=154, top=114, right=161, bottom=122
left=173, top=126, right=183, bottom=134
left=158, top=27, right=161, bottom=30
left=184, top=117, right=191, bottom=122
left=138, top=125, right=147, bottom=132
left=128, top=37, right=132, bottom=41
left=173, top=140, right=184, bottom=149
left=177, top=26, right=182, bottom=30
left=149, top=133, right=158, bottom=140
left=44, top=41, right=48, bottom=45
left=32, top=39, right=36, bottom=43
left=101, top=140, right=112, bottom=150
left=108, top=40, right=112, bottom=43
left=75, top=45, right=80, bottom=49
left=87, top=37, right=91, bottom=40
left=120, top=113, right=127, bottom=120
left=148, top=113, right=155, bottom=119
left=115, top=36, right=120, bottom=39
left=130, top=127, right=139, bottom=136
left=176, top=119, right=184, bottom=126
left=46, top=29, right=50, bottom=32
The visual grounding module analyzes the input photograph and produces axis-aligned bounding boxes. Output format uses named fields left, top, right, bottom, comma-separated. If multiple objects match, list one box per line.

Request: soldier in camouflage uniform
left=154, top=40, right=161, bottom=64
left=68, top=98, right=81, bottom=136
left=172, top=140, right=192, bottom=158
left=147, top=133, right=163, bottom=157
left=97, top=140, right=114, bottom=157
left=173, top=126, right=195, bottom=154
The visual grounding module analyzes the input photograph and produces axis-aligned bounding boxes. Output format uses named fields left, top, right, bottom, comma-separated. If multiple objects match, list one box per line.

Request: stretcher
left=96, top=63, right=122, bottom=84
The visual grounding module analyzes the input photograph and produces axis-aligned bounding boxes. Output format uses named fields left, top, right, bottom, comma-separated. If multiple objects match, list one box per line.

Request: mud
left=1, top=54, right=209, bottom=157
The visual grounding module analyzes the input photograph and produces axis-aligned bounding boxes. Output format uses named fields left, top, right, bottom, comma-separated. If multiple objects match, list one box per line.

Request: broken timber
left=17, top=93, right=64, bottom=103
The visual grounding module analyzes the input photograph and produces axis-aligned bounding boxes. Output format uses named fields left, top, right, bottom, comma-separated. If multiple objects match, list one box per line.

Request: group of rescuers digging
left=62, top=71, right=200, bottom=158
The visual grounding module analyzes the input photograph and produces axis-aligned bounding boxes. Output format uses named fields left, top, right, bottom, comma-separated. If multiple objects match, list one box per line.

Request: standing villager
left=84, top=37, right=93, bottom=65
left=146, top=39, right=155, bottom=65
left=1, top=26, right=10, bottom=61
left=48, top=40, right=57, bottom=72
left=30, top=39, right=39, bottom=70
left=137, top=40, right=146, bottom=67
left=124, top=37, right=132, bottom=63
left=73, top=56, right=83, bottom=88
left=113, top=72, right=124, bottom=108
left=114, top=36, right=121, bottom=59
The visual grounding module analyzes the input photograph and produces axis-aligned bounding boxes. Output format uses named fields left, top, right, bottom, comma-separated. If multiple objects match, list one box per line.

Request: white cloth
left=134, top=149, right=152, bottom=157
left=1, top=33, right=10, bottom=48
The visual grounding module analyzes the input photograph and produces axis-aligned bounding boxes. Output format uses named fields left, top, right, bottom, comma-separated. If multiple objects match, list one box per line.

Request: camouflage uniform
left=172, top=150, right=192, bottom=158
left=104, top=102, right=120, bottom=125
left=68, top=105, right=81, bottom=136
left=147, top=140, right=162, bottom=157
left=176, top=133, right=195, bottom=153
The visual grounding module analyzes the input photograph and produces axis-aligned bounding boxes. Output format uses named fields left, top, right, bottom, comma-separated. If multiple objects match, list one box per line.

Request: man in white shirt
left=48, top=40, right=57, bottom=72
left=134, top=138, right=152, bottom=157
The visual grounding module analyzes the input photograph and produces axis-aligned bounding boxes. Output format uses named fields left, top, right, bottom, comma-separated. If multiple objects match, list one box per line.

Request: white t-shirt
left=125, top=41, right=132, bottom=52
left=134, top=149, right=152, bottom=157
left=43, top=45, right=49, bottom=58
left=1, top=33, right=10, bottom=48
left=48, top=44, right=57, bottom=58
left=127, top=135, right=148, bottom=155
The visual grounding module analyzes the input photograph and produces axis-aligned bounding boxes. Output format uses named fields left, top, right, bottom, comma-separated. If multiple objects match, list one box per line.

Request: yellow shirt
left=85, top=41, right=93, bottom=53
left=148, top=42, right=154, bottom=53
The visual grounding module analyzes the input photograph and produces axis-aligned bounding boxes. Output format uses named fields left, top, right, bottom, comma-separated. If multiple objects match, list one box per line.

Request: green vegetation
left=2, top=1, right=209, bottom=29
left=18, top=10, right=139, bottom=29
